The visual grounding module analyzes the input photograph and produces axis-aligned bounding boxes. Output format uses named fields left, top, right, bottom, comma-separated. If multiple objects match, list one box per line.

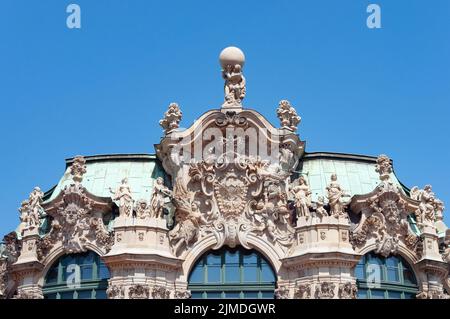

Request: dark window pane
left=386, top=256, right=399, bottom=267
left=60, top=291, right=75, bottom=299
left=357, top=289, right=368, bottom=299
left=261, top=265, right=275, bottom=283
left=206, top=292, right=222, bottom=299
left=77, top=290, right=92, bottom=299
left=191, top=292, right=203, bottom=299
left=370, top=290, right=385, bottom=299
left=224, top=292, right=241, bottom=299
left=98, top=264, right=110, bottom=279
left=95, top=290, right=107, bottom=299
left=404, top=293, right=416, bottom=299
left=403, top=268, right=416, bottom=285
left=261, top=291, right=274, bottom=299
left=355, top=264, right=365, bottom=280
left=81, top=265, right=93, bottom=280
left=189, top=265, right=204, bottom=283
left=387, top=267, right=399, bottom=282
left=225, top=250, right=239, bottom=264
left=45, top=293, right=57, bottom=299
left=243, top=253, right=257, bottom=265
left=46, top=267, right=58, bottom=284
left=207, top=265, right=221, bottom=283
left=244, top=291, right=259, bottom=299
left=225, top=265, right=240, bottom=283
left=207, top=253, right=221, bottom=265
left=387, top=291, right=402, bottom=299
left=243, top=266, right=258, bottom=282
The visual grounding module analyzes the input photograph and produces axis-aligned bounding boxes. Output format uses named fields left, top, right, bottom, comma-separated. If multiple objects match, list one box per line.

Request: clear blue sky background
left=0, top=0, right=449, bottom=236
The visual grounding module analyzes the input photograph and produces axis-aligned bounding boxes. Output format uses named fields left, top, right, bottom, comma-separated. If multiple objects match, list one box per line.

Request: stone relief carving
left=274, top=286, right=290, bottom=299
left=291, top=176, right=311, bottom=219
left=294, top=283, right=311, bottom=299
left=2, top=232, right=21, bottom=264
left=326, top=174, right=349, bottom=218
left=276, top=100, right=301, bottom=132
left=350, top=155, right=422, bottom=258
left=106, top=283, right=125, bottom=299
left=150, top=177, right=172, bottom=218
left=110, top=178, right=133, bottom=218
left=38, top=183, right=113, bottom=259
left=0, top=258, right=7, bottom=299
left=19, top=187, right=44, bottom=235
left=13, top=289, right=43, bottom=299
left=152, top=285, right=171, bottom=299
left=416, top=289, right=450, bottom=299
left=128, top=284, right=150, bottom=299
left=135, top=199, right=151, bottom=219
left=375, top=154, right=392, bottom=182
left=338, top=282, right=357, bottom=299
left=160, top=102, right=182, bottom=134
left=174, top=290, right=191, bottom=299
left=70, top=156, right=87, bottom=183
left=315, top=282, right=336, bottom=299
left=314, top=196, right=328, bottom=222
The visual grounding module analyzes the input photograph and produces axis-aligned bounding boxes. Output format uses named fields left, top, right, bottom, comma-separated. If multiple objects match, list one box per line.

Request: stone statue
left=135, top=200, right=151, bottom=219
left=19, top=187, right=44, bottom=232
left=315, top=196, right=328, bottom=221
left=150, top=177, right=172, bottom=218
left=159, top=103, right=182, bottom=134
left=219, top=46, right=246, bottom=108
left=413, top=185, right=436, bottom=227
left=291, top=176, right=311, bottom=218
left=276, top=100, right=301, bottom=131
left=222, top=64, right=246, bottom=107
left=110, top=178, right=133, bottom=218
left=326, top=174, right=348, bottom=218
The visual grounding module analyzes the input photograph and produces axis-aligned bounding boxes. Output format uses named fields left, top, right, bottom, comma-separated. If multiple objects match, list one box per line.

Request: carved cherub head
left=331, top=174, right=337, bottom=181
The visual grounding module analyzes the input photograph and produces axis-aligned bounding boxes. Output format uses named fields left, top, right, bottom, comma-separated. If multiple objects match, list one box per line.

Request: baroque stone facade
left=0, top=47, right=449, bottom=299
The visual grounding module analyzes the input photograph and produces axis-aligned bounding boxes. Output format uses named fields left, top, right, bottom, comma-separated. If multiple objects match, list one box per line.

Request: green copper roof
left=299, top=152, right=402, bottom=202
left=46, top=154, right=166, bottom=203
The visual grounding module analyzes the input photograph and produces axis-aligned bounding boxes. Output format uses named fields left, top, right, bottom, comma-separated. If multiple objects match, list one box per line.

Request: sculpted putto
left=110, top=178, right=133, bottom=218
left=276, top=100, right=301, bottom=132
left=222, top=64, right=246, bottom=107
left=291, top=176, right=311, bottom=219
left=411, top=185, right=436, bottom=227
left=150, top=177, right=172, bottom=218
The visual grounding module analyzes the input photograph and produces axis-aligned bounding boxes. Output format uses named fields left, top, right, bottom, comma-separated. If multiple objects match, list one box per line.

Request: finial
left=375, top=154, right=392, bottom=181
left=70, top=156, right=87, bottom=183
left=219, top=46, right=246, bottom=108
left=160, top=102, right=182, bottom=135
left=276, top=100, right=301, bottom=131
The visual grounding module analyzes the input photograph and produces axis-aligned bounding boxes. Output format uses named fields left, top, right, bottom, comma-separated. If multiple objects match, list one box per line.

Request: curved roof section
left=299, top=152, right=403, bottom=202
left=45, top=154, right=166, bottom=203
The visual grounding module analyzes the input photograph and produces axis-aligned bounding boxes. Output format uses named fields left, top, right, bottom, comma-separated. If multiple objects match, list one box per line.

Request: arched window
left=355, top=252, right=418, bottom=299
left=188, top=247, right=276, bottom=299
left=43, top=251, right=110, bottom=299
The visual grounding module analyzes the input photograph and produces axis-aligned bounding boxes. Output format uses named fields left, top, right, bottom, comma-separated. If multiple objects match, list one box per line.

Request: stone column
left=11, top=228, right=44, bottom=299
left=103, top=216, right=183, bottom=299
left=284, top=216, right=359, bottom=299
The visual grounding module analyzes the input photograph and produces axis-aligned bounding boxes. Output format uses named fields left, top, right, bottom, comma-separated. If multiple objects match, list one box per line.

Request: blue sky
left=0, top=0, right=449, bottom=236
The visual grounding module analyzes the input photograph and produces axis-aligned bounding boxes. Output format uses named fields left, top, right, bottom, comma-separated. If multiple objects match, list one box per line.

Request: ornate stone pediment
left=350, top=156, right=422, bottom=258
left=38, top=183, right=114, bottom=259
left=157, top=107, right=304, bottom=256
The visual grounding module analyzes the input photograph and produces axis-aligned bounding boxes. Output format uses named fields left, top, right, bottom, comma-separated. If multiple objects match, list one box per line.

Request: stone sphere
left=219, top=46, right=245, bottom=69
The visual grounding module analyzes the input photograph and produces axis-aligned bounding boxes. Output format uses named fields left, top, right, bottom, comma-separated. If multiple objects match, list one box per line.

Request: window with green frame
left=355, top=252, right=418, bottom=299
left=188, top=248, right=276, bottom=299
left=43, top=251, right=110, bottom=299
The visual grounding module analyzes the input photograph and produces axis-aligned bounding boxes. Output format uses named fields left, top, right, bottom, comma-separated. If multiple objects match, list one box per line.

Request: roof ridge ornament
left=160, top=102, right=182, bottom=135
left=220, top=46, right=246, bottom=109
left=70, top=155, right=87, bottom=183
left=276, top=100, right=301, bottom=132
left=375, top=154, right=392, bottom=181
